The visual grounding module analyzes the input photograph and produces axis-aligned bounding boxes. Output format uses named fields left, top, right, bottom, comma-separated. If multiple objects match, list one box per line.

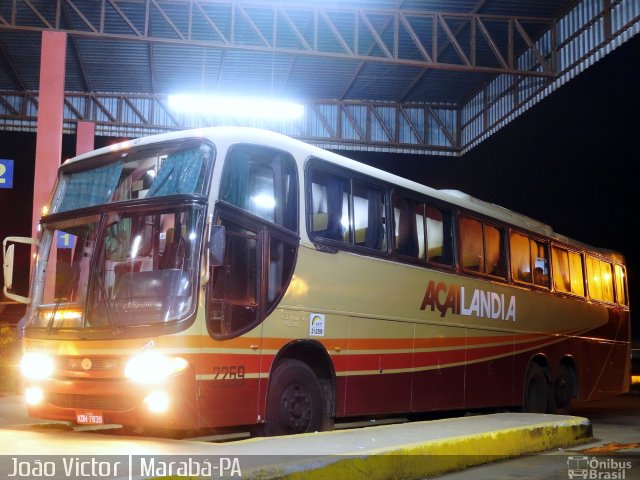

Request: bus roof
left=63, top=127, right=624, bottom=263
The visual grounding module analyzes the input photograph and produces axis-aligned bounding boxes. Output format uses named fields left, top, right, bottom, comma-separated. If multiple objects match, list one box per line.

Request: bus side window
left=510, top=232, right=549, bottom=288
left=586, top=256, right=614, bottom=303
left=552, top=246, right=585, bottom=296
left=220, top=146, right=298, bottom=232
left=309, top=170, right=348, bottom=242
left=614, top=264, right=628, bottom=305
left=309, top=166, right=386, bottom=251
left=459, top=215, right=505, bottom=278
left=531, top=238, right=549, bottom=287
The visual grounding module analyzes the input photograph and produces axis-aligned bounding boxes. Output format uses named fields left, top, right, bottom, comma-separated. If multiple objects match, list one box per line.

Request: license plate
left=76, top=410, right=104, bottom=425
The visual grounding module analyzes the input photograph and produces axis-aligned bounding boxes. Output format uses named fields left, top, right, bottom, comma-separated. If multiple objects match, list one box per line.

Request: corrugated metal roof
left=0, top=0, right=571, bottom=101
left=1, top=0, right=638, bottom=155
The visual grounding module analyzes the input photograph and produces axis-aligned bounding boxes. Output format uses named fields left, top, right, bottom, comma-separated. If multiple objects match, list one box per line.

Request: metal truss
left=0, top=91, right=460, bottom=154
left=0, top=0, right=556, bottom=77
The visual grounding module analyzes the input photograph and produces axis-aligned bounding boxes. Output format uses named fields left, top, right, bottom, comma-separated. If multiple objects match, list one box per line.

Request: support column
left=32, top=31, right=67, bottom=239
left=76, top=121, right=95, bottom=155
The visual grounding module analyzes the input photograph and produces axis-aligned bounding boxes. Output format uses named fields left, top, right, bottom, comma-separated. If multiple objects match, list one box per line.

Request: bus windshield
left=57, top=141, right=212, bottom=212
left=27, top=203, right=205, bottom=336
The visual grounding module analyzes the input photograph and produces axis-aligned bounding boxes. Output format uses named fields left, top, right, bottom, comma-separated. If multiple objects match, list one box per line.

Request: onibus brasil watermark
left=568, top=456, right=633, bottom=479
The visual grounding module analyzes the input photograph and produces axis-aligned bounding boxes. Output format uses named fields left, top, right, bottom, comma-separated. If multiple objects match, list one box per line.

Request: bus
left=3, top=127, right=630, bottom=436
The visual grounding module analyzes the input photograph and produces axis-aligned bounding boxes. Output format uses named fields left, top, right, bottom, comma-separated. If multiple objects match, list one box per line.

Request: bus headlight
left=124, top=352, right=188, bottom=384
left=25, top=386, right=44, bottom=406
left=21, top=353, right=55, bottom=380
left=144, top=391, right=170, bottom=413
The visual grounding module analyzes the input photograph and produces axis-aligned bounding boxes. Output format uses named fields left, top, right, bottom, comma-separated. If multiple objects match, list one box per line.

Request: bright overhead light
left=167, top=94, right=304, bottom=120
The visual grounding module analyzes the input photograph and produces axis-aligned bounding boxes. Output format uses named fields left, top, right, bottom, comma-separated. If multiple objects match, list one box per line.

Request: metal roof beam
left=0, top=1, right=557, bottom=78
left=0, top=90, right=460, bottom=155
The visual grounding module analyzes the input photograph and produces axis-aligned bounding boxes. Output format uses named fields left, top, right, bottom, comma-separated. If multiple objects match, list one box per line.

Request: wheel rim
left=277, top=382, right=314, bottom=433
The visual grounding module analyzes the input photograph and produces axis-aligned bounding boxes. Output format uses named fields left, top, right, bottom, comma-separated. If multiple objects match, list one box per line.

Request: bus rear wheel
left=552, top=364, right=576, bottom=414
left=523, top=363, right=549, bottom=413
left=265, top=359, right=324, bottom=436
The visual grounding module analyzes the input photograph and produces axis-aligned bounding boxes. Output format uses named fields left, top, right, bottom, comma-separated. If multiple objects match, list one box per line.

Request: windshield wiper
left=93, top=268, right=123, bottom=335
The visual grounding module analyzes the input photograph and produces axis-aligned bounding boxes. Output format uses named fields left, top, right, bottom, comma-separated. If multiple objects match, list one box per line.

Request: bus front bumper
left=23, top=373, right=198, bottom=431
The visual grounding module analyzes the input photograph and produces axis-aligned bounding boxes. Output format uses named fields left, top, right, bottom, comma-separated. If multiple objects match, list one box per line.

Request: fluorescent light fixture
left=168, top=94, right=304, bottom=120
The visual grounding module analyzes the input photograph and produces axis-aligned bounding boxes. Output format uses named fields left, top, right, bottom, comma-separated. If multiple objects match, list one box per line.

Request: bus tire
left=552, top=364, right=575, bottom=414
left=265, top=359, right=324, bottom=436
left=523, top=363, right=549, bottom=413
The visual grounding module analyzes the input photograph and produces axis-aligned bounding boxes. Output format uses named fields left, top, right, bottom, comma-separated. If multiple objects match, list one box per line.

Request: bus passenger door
left=202, top=203, right=298, bottom=428
left=202, top=211, right=264, bottom=427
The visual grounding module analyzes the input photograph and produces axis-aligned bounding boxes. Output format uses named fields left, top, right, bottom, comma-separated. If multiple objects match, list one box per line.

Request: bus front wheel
left=264, top=359, right=324, bottom=436
left=523, top=363, right=549, bottom=413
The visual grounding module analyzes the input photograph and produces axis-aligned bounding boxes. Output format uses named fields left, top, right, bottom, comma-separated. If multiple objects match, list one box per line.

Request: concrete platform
left=0, top=413, right=592, bottom=479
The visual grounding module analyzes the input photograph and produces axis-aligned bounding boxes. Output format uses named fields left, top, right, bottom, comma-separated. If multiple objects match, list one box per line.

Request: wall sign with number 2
left=0, top=159, right=14, bottom=189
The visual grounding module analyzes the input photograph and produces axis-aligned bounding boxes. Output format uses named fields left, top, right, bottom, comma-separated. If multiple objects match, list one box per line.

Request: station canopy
left=0, top=0, right=639, bottom=155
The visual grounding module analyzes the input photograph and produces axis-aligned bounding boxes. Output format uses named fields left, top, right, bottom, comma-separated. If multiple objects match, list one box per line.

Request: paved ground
left=0, top=392, right=600, bottom=479
left=433, top=390, right=640, bottom=479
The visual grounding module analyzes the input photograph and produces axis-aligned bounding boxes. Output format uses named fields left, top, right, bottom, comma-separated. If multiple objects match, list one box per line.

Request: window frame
left=509, top=229, right=551, bottom=290
left=390, top=188, right=455, bottom=270
left=550, top=243, right=586, bottom=299
left=219, top=143, right=299, bottom=234
left=585, top=254, right=616, bottom=305
left=613, top=263, right=629, bottom=306
left=305, top=158, right=391, bottom=256
left=457, top=212, right=507, bottom=280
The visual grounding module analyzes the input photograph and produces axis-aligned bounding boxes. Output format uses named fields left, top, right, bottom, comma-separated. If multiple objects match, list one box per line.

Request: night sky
left=347, top=33, right=640, bottom=345
left=1, top=34, right=638, bottom=344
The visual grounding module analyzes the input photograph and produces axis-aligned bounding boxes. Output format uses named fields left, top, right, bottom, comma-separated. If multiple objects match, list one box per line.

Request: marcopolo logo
left=420, top=280, right=516, bottom=321
left=567, top=456, right=632, bottom=479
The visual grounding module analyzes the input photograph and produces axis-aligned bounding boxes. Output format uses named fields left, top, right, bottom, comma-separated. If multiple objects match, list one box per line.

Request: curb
left=246, top=416, right=592, bottom=479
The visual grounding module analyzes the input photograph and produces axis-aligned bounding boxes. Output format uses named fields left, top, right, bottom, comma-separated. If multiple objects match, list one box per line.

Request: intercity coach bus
left=3, top=127, right=630, bottom=436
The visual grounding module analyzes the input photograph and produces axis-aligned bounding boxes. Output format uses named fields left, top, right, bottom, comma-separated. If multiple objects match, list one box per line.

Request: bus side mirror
left=3, top=236, right=37, bottom=304
left=209, top=225, right=226, bottom=267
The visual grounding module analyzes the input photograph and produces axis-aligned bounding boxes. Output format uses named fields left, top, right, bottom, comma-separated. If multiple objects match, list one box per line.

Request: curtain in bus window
left=568, top=251, right=584, bottom=296
left=416, top=204, right=426, bottom=259
left=459, top=216, right=483, bottom=271
left=393, top=195, right=418, bottom=257
left=485, top=225, right=505, bottom=277
left=586, top=256, right=603, bottom=300
left=425, top=206, right=448, bottom=264
left=614, top=265, right=627, bottom=305
left=147, top=147, right=205, bottom=197
left=365, top=189, right=385, bottom=250
left=220, top=149, right=251, bottom=208
left=283, top=163, right=298, bottom=232
left=58, top=163, right=123, bottom=212
left=510, top=232, right=531, bottom=283
left=600, top=260, right=614, bottom=303
left=325, top=176, right=345, bottom=241
left=552, top=247, right=571, bottom=292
